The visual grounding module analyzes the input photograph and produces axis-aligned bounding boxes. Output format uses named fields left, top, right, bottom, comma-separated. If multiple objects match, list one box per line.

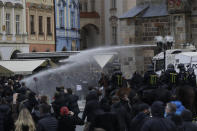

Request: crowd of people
left=0, top=63, right=197, bottom=131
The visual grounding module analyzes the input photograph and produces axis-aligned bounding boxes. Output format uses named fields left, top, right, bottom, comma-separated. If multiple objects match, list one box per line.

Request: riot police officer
left=143, top=65, right=158, bottom=89
left=177, top=63, right=187, bottom=85
left=161, top=64, right=177, bottom=89
left=187, top=68, right=196, bottom=87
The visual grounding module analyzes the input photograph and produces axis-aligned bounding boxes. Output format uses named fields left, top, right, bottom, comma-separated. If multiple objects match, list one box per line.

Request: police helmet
left=167, top=64, right=174, bottom=70
left=177, top=63, right=184, bottom=69
left=147, top=64, right=154, bottom=72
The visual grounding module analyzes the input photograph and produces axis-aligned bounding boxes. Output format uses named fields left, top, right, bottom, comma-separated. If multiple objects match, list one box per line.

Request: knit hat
left=60, top=106, right=69, bottom=116
left=151, top=101, right=165, bottom=118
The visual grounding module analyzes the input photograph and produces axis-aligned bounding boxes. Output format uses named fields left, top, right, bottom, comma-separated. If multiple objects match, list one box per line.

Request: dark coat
left=82, top=99, right=103, bottom=123
left=141, top=117, right=177, bottom=131
left=37, top=114, right=58, bottom=131
left=89, top=112, right=120, bottom=131
left=58, top=115, right=84, bottom=131
left=182, top=122, right=197, bottom=131
left=111, top=101, right=131, bottom=131
left=130, top=112, right=149, bottom=131
left=67, top=94, right=80, bottom=116
left=141, top=101, right=177, bottom=131
left=181, top=109, right=197, bottom=131
left=0, top=104, right=13, bottom=131
left=161, top=69, right=177, bottom=86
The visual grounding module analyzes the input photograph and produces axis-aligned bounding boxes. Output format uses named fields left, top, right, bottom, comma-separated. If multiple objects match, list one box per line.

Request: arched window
left=32, top=49, right=37, bottom=52
left=62, top=46, right=67, bottom=51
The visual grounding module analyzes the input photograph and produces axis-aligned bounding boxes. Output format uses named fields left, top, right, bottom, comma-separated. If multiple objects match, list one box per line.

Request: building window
left=6, top=13, right=10, bottom=34
left=112, top=26, right=117, bottom=44
left=39, top=16, right=43, bottom=35
left=59, top=10, right=64, bottom=28
left=71, top=12, right=74, bottom=28
left=30, top=15, right=35, bottom=34
left=91, top=0, right=95, bottom=12
left=84, top=2, right=88, bottom=12
left=112, top=0, right=116, bottom=8
left=47, top=17, right=52, bottom=35
left=16, top=15, right=20, bottom=35
left=79, top=3, right=82, bottom=11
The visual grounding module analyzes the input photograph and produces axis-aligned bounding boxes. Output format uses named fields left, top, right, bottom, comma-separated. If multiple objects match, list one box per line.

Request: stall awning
left=0, top=65, right=13, bottom=76
left=0, top=60, right=47, bottom=75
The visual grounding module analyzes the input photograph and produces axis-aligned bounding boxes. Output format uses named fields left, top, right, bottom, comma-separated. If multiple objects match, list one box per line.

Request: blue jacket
left=171, top=101, right=185, bottom=115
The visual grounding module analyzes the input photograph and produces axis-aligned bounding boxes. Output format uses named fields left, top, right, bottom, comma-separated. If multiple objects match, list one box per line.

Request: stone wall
left=120, top=16, right=170, bottom=44
left=141, top=17, right=170, bottom=43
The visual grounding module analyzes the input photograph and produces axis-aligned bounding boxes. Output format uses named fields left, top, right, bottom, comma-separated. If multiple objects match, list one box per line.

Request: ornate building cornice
left=0, top=0, right=23, bottom=8
left=28, top=3, right=53, bottom=11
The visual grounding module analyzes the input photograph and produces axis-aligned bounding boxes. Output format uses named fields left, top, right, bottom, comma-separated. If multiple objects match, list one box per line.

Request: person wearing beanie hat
left=141, top=101, right=176, bottom=131
left=58, top=106, right=84, bottom=131
left=181, top=109, right=197, bottom=131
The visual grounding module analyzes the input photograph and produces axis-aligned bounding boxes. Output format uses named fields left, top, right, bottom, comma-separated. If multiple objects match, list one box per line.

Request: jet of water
left=22, top=45, right=156, bottom=100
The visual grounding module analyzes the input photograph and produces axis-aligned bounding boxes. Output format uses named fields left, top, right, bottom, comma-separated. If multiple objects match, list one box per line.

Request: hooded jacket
left=171, top=101, right=185, bottom=115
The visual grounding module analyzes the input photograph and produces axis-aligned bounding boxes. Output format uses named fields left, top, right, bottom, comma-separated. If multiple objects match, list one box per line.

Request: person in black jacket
left=37, top=104, right=58, bottom=131
left=161, top=64, right=177, bottom=89
left=0, top=97, right=14, bottom=131
left=186, top=68, right=196, bottom=87
left=111, top=93, right=131, bottom=131
left=67, top=88, right=80, bottom=116
left=82, top=91, right=102, bottom=123
left=58, top=106, right=84, bottom=131
left=130, top=103, right=150, bottom=131
left=181, top=109, right=197, bottom=131
left=82, top=91, right=103, bottom=131
left=143, top=65, right=158, bottom=89
left=141, top=101, right=177, bottom=131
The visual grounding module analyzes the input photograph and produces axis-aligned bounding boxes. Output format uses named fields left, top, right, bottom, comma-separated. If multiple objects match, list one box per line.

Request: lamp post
left=155, top=36, right=174, bottom=71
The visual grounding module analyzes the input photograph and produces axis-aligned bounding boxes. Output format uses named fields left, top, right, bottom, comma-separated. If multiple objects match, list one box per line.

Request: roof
left=119, top=3, right=168, bottom=19
left=0, top=60, right=47, bottom=75
left=142, top=3, right=168, bottom=18
left=119, top=5, right=148, bottom=19
left=179, top=52, right=197, bottom=57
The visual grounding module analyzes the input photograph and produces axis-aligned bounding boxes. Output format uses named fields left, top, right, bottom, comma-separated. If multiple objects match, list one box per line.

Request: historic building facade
left=79, top=0, right=136, bottom=49
left=119, top=0, right=194, bottom=48
left=26, top=0, right=55, bottom=52
left=79, top=0, right=105, bottom=50
left=0, top=0, right=29, bottom=60
left=104, top=0, right=137, bottom=45
left=55, top=0, right=80, bottom=51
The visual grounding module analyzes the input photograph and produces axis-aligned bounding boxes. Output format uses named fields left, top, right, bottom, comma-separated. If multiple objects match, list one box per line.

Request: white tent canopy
left=0, top=60, right=48, bottom=75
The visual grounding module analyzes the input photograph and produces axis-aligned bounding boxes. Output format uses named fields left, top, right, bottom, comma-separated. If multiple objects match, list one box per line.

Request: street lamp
left=155, top=36, right=174, bottom=71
